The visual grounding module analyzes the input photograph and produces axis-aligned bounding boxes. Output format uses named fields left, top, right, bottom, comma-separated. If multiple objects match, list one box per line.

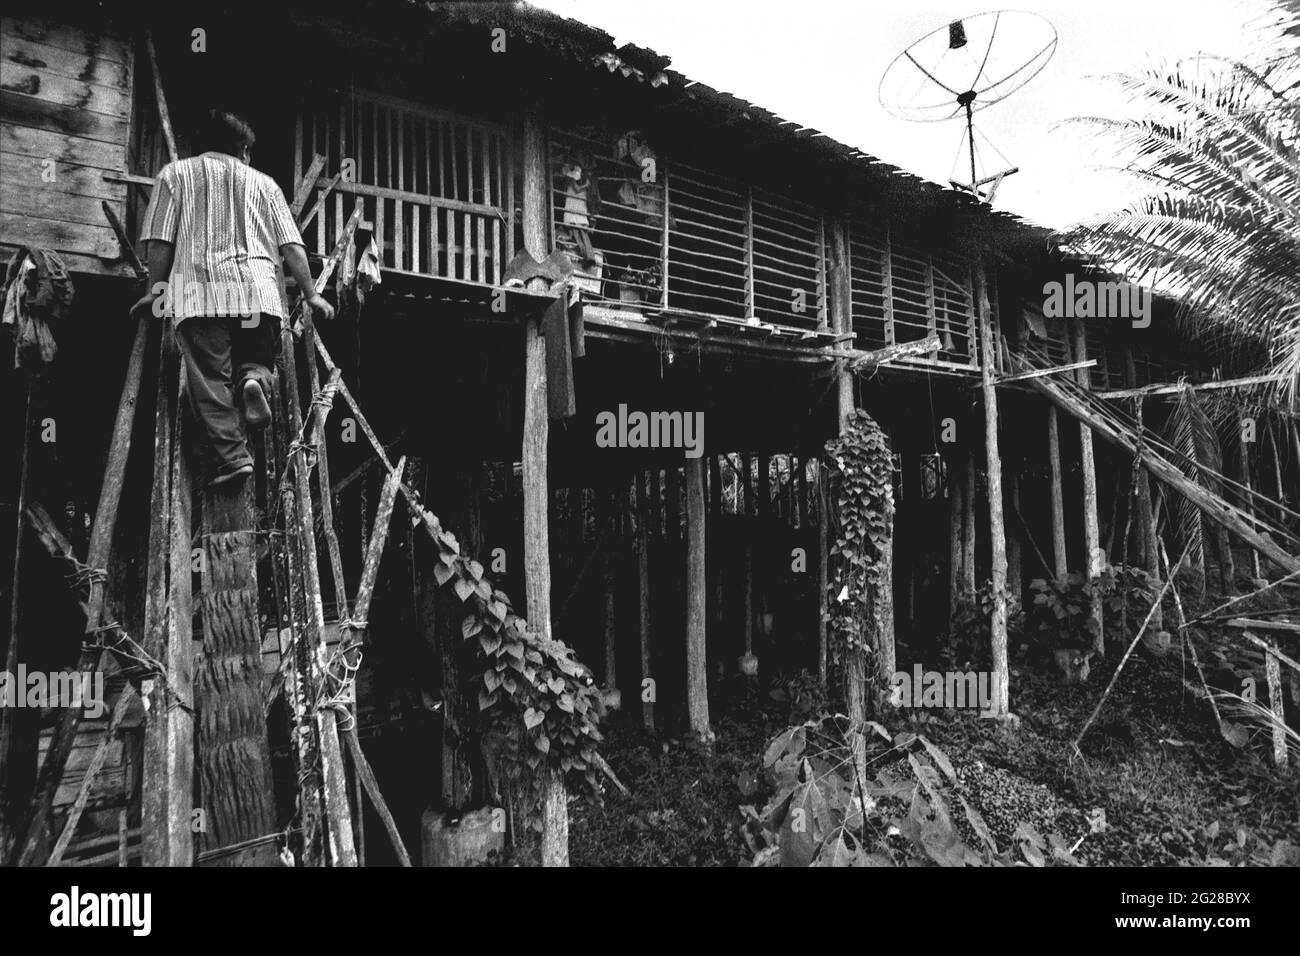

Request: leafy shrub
left=740, top=717, right=1080, bottom=867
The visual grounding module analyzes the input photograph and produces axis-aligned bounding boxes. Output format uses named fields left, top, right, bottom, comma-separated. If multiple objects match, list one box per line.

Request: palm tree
left=1064, top=6, right=1300, bottom=404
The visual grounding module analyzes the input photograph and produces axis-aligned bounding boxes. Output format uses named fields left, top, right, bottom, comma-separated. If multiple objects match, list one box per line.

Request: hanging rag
left=2, top=246, right=73, bottom=370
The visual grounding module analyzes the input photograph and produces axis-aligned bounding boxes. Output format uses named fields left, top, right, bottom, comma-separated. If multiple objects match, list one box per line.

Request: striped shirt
left=141, top=152, right=303, bottom=323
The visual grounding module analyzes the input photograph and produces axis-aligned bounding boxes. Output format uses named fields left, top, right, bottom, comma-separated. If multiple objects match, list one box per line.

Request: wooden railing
left=294, top=94, right=513, bottom=285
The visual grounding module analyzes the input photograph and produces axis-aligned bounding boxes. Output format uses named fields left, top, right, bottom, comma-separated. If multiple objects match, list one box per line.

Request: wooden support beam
left=685, top=456, right=710, bottom=741
left=963, top=453, right=976, bottom=600
left=1070, top=319, right=1104, bottom=654
left=144, top=32, right=177, bottom=163
left=521, top=112, right=567, bottom=868
left=1098, top=372, right=1283, bottom=400
left=993, top=359, right=1096, bottom=386
left=1132, top=397, right=1164, bottom=628
left=291, top=153, right=327, bottom=218
left=977, top=263, right=1010, bottom=718
left=1048, top=410, right=1067, bottom=580
left=949, top=459, right=965, bottom=619
left=602, top=489, right=618, bottom=693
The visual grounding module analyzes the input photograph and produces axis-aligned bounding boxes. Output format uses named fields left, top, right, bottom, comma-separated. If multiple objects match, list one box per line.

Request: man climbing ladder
left=131, top=109, right=335, bottom=486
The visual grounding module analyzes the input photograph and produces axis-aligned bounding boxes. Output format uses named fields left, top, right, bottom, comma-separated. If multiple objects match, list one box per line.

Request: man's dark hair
left=199, top=110, right=256, bottom=155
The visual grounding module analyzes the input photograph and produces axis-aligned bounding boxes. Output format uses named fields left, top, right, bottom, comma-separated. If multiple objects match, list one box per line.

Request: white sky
left=532, top=0, right=1290, bottom=229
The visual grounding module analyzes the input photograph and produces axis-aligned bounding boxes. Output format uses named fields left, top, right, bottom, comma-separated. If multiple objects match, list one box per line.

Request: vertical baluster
left=479, top=127, right=489, bottom=282
left=450, top=122, right=460, bottom=279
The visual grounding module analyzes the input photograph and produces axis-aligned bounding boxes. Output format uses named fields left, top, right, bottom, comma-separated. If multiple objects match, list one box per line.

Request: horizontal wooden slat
left=0, top=90, right=129, bottom=145
left=0, top=153, right=126, bottom=202
left=1, top=183, right=124, bottom=228
left=1, top=18, right=127, bottom=63
left=0, top=241, right=132, bottom=276
left=1, top=34, right=131, bottom=89
left=0, top=62, right=129, bottom=117
left=0, top=212, right=121, bottom=259
left=0, top=124, right=124, bottom=171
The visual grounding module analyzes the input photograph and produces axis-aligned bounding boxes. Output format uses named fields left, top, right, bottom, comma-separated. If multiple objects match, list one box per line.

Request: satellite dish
left=878, top=10, right=1058, bottom=203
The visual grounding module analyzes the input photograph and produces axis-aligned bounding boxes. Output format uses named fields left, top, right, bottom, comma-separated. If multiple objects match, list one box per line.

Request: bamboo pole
left=1022, top=370, right=1300, bottom=576
left=342, top=457, right=410, bottom=865
left=976, top=264, right=1009, bottom=718
left=280, top=320, right=356, bottom=867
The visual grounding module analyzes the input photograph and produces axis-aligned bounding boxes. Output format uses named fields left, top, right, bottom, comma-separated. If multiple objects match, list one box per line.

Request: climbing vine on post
left=824, top=409, right=895, bottom=727
left=406, top=500, right=605, bottom=830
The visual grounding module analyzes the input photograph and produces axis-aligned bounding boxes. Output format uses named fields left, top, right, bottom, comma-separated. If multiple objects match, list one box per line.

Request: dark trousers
left=178, top=314, right=278, bottom=475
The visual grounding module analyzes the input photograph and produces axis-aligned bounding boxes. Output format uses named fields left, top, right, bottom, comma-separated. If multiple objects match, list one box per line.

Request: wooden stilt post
left=949, top=458, right=964, bottom=621
left=1048, top=407, right=1068, bottom=580
left=1007, top=474, right=1023, bottom=603
left=1133, top=397, right=1164, bottom=627
left=1261, top=634, right=1288, bottom=768
left=1070, top=318, right=1104, bottom=654
left=976, top=264, right=1010, bottom=719
left=829, top=215, right=879, bottom=762
left=635, top=472, right=654, bottom=731
left=963, top=453, right=976, bottom=599
left=685, top=456, right=710, bottom=741
left=602, top=488, right=618, bottom=693
left=742, top=453, right=754, bottom=664
left=817, top=460, right=829, bottom=685
left=521, top=112, right=567, bottom=867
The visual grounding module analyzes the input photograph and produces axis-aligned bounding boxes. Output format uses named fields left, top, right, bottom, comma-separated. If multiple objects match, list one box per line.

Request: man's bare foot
left=243, top=379, right=271, bottom=428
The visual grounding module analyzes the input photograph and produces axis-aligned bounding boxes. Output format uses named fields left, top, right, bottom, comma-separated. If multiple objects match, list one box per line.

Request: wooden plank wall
left=0, top=16, right=134, bottom=276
